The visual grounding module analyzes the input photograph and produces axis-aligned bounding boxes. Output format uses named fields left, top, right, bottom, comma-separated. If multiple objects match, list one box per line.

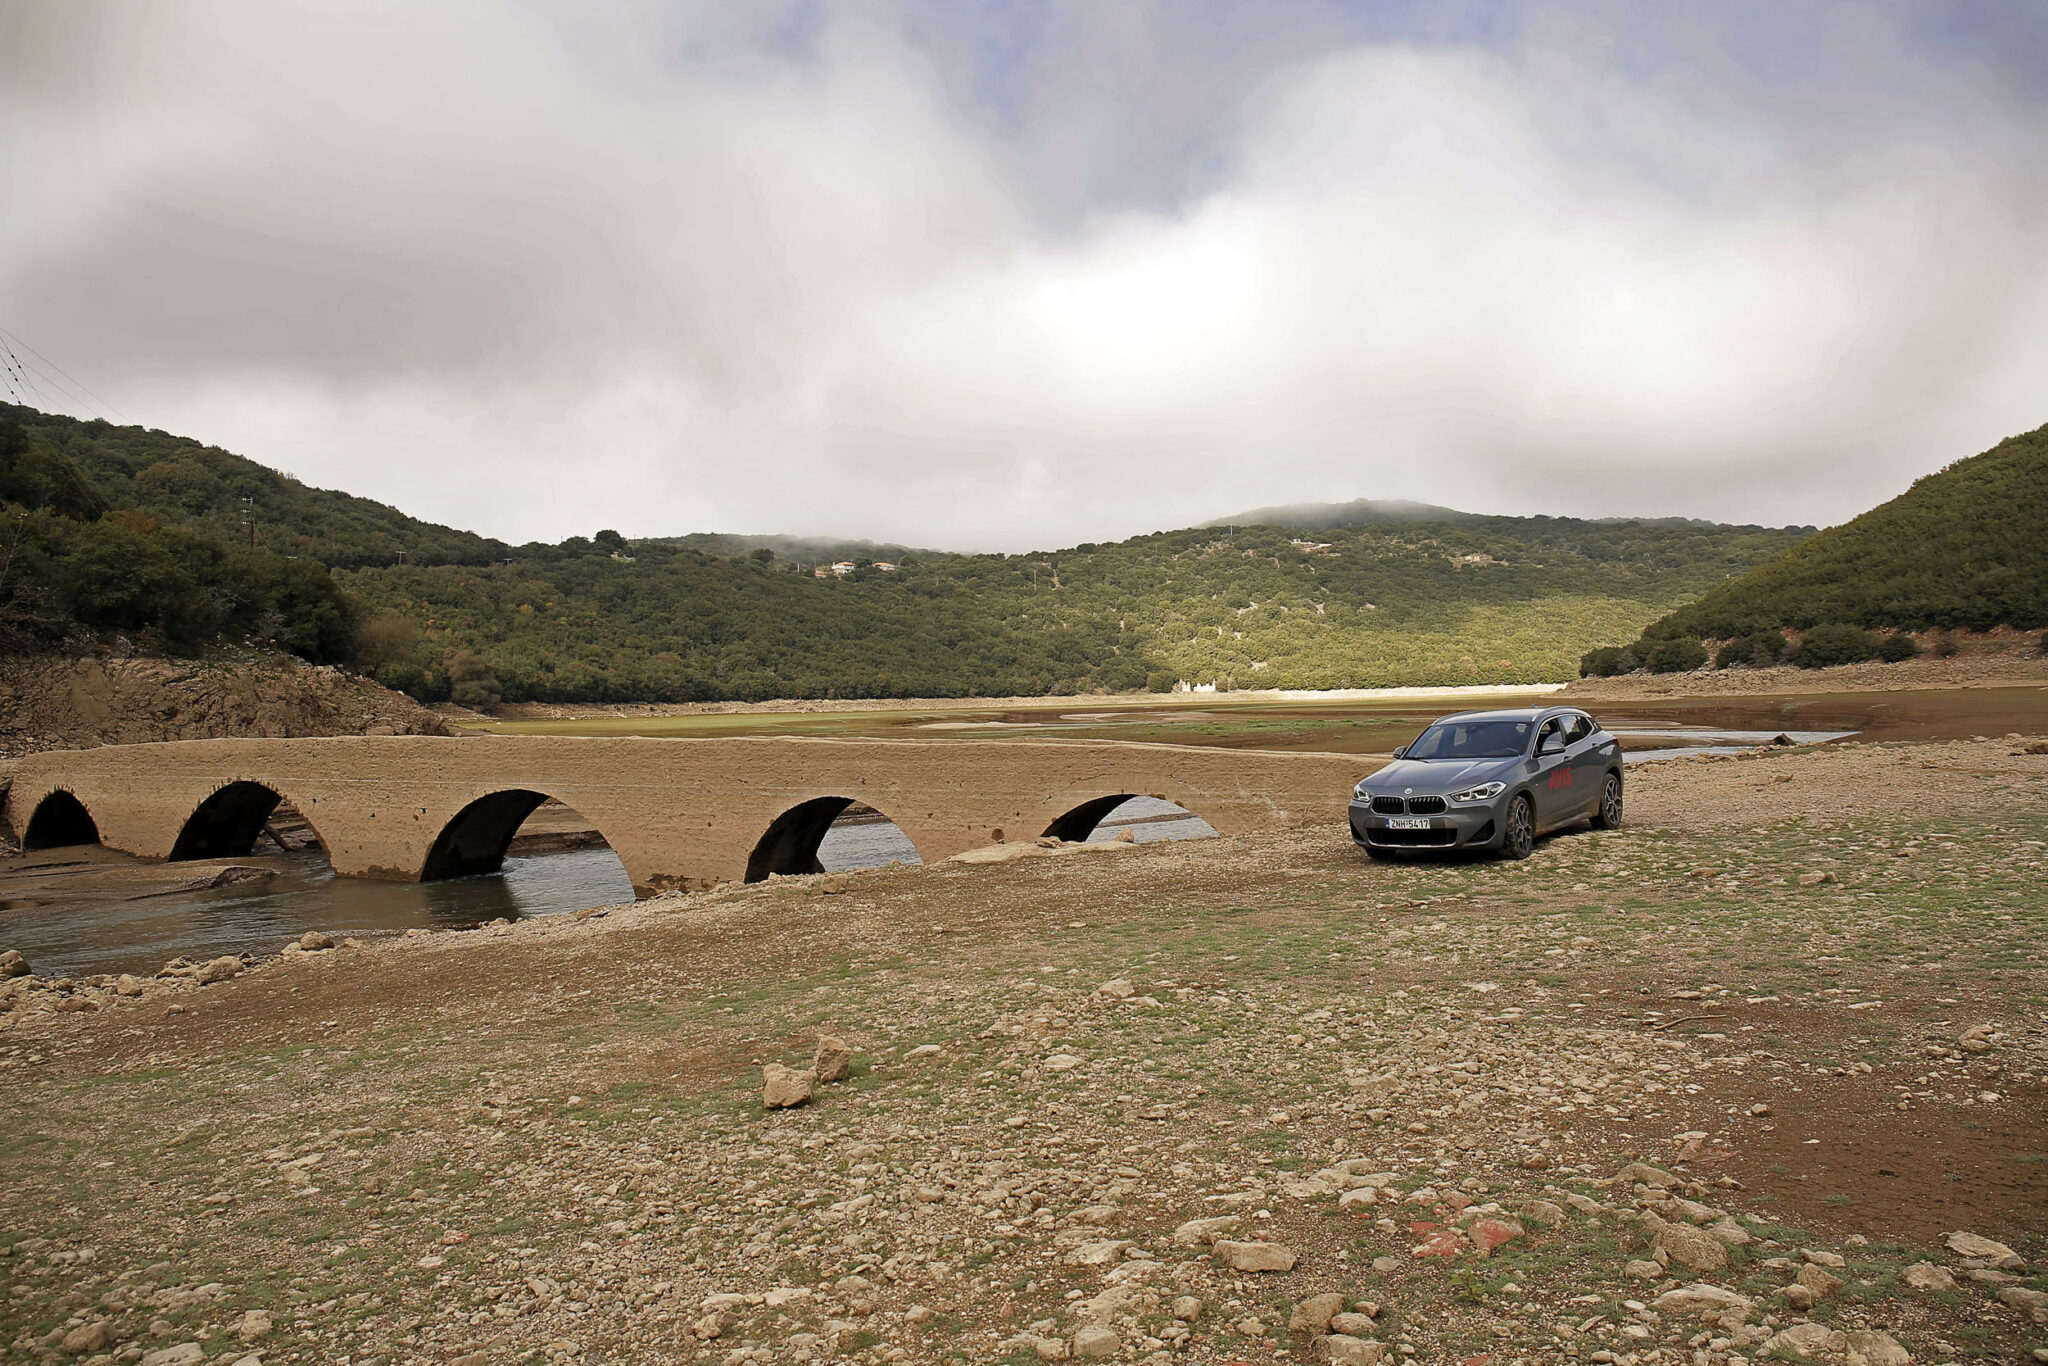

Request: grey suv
left=1349, top=706, right=1623, bottom=860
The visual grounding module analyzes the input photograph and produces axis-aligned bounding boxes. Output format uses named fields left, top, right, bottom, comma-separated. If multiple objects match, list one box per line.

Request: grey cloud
left=0, top=0, right=2042, bottom=549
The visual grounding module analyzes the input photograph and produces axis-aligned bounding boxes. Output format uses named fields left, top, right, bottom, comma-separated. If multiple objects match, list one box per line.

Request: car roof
left=1430, top=705, right=1584, bottom=723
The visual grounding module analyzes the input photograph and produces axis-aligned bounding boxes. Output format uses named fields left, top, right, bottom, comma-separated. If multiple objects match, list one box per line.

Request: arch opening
left=420, top=792, right=633, bottom=904
left=746, top=797, right=923, bottom=883
left=23, top=790, right=100, bottom=850
left=170, top=781, right=288, bottom=862
left=1042, top=794, right=1219, bottom=845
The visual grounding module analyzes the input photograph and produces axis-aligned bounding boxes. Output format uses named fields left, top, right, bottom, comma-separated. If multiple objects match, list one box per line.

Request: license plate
left=1387, top=817, right=1431, bottom=830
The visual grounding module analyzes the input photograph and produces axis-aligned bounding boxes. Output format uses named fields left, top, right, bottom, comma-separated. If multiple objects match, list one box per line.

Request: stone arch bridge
left=6, top=736, right=1371, bottom=895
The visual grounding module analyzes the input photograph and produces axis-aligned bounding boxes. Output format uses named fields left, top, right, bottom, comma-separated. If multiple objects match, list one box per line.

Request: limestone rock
left=1070, top=1326, right=1120, bottom=1360
left=1844, top=1330, right=1912, bottom=1365
left=1946, top=1230, right=2025, bottom=1270
left=1767, top=1323, right=1846, bottom=1359
left=1171, top=1296, right=1202, bottom=1321
left=1654, top=1284, right=1754, bottom=1320
left=236, top=1309, right=273, bottom=1341
left=813, top=1034, right=853, bottom=1083
left=297, top=931, right=334, bottom=951
left=2000, top=1287, right=2048, bottom=1325
left=1330, top=1312, right=1380, bottom=1335
left=1519, top=1198, right=1566, bottom=1226
left=140, top=1347, right=205, bottom=1366
left=1062, top=1239, right=1132, bottom=1267
left=193, top=956, right=244, bottom=985
left=115, top=974, right=145, bottom=997
left=60, top=1321, right=113, bottom=1354
left=1706, top=1216, right=1754, bottom=1245
left=1214, top=1239, right=1297, bottom=1272
left=1002, top=1335, right=1068, bottom=1361
left=1172, top=1215, right=1240, bottom=1247
left=1093, top=977, right=1136, bottom=1000
left=0, top=949, right=28, bottom=978
left=1655, top=1221, right=1729, bottom=1272
left=1794, top=1264, right=1843, bottom=1298
left=1313, top=1335, right=1387, bottom=1365
left=1469, top=1216, right=1522, bottom=1253
left=1614, top=1161, right=1679, bottom=1188
left=1288, top=1293, right=1346, bottom=1334
left=1900, top=1262, right=1954, bottom=1291
left=762, top=1063, right=814, bottom=1109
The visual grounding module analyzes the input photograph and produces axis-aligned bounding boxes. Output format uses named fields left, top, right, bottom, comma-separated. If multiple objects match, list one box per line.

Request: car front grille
left=1368, top=795, right=1447, bottom=815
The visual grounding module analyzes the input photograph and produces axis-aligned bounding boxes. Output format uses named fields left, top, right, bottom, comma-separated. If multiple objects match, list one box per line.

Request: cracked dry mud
left=3, top=736, right=2045, bottom=1366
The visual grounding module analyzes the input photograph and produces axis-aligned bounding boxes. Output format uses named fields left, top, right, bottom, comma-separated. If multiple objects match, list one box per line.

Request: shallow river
left=3, top=797, right=1214, bottom=979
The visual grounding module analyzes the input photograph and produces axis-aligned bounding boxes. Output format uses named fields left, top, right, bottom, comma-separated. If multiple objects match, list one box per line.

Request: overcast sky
left=3, top=2, right=2045, bottom=551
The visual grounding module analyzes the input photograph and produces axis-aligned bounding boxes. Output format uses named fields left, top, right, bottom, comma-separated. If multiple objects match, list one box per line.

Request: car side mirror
left=1537, top=735, right=1565, bottom=756
left=1392, top=745, right=1407, bottom=759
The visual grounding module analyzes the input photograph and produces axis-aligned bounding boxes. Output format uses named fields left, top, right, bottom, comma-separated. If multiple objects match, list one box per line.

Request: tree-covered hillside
left=3, top=403, right=1810, bottom=700
left=1641, top=423, right=2047, bottom=639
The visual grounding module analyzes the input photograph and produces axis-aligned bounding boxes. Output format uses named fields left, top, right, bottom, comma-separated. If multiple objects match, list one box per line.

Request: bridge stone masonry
left=6, top=736, right=1377, bottom=895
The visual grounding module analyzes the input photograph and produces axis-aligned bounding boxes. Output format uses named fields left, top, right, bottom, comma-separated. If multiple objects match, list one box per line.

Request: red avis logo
left=1547, top=767, right=1574, bottom=791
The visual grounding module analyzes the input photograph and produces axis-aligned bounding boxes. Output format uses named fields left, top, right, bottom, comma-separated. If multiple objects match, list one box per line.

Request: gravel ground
left=2, top=737, right=2045, bottom=1366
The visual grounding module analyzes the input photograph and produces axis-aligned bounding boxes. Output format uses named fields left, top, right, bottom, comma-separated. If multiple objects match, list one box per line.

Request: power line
left=0, top=326, right=128, bottom=424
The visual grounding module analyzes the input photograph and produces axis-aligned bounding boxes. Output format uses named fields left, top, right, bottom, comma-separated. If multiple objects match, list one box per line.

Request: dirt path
left=3, top=737, right=2045, bottom=1365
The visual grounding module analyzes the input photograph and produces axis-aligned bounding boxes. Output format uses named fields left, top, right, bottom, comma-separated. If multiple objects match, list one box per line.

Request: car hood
left=1361, top=755, right=1521, bottom=793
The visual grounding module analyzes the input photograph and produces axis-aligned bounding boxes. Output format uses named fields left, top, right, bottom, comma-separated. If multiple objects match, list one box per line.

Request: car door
left=1530, top=715, right=1575, bottom=829
left=1567, top=712, right=1612, bottom=811
left=1562, top=712, right=1605, bottom=815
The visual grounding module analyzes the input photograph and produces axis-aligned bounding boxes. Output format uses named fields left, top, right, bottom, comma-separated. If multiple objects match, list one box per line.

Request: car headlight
left=1451, top=782, right=1506, bottom=803
left=1353, top=781, right=1372, bottom=798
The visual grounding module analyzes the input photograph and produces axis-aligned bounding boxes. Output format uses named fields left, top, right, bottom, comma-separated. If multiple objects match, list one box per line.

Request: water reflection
left=2, top=846, right=634, bottom=981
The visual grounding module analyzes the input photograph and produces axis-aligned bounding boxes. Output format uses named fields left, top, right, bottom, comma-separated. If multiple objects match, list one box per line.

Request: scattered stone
left=1070, top=1326, right=1119, bottom=1360
left=904, top=1304, right=936, bottom=1326
left=2000, top=1287, right=2048, bottom=1325
left=297, top=930, right=334, bottom=951
left=1171, top=1297, right=1202, bottom=1322
left=1330, top=1312, right=1379, bottom=1335
left=1093, top=978, right=1136, bottom=1000
left=140, top=1347, right=205, bottom=1366
left=1172, top=1215, right=1239, bottom=1247
left=1468, top=1216, right=1522, bottom=1253
left=1901, top=1262, right=1955, bottom=1291
left=1654, top=1221, right=1729, bottom=1272
left=1768, top=1323, right=1846, bottom=1359
left=762, top=1063, right=814, bottom=1109
left=0, top=949, right=29, bottom=977
left=1844, top=1330, right=1912, bottom=1365
left=1706, top=1216, right=1754, bottom=1246
left=193, top=956, right=244, bottom=985
left=1289, top=1293, right=1347, bottom=1334
left=60, top=1321, right=113, bottom=1354
left=1314, top=1336, right=1387, bottom=1366
left=1412, top=1228, right=1466, bottom=1258
left=1063, top=1239, right=1133, bottom=1267
left=1519, top=1198, right=1565, bottom=1226
left=1214, top=1239, right=1296, bottom=1272
left=1946, top=1230, right=2025, bottom=1270
left=1654, top=1284, right=1754, bottom=1321
left=813, top=1034, right=853, bottom=1083
left=1624, top=1259, right=1665, bottom=1279
left=236, top=1309, right=273, bottom=1341
left=1801, top=1248, right=1847, bottom=1268
left=1614, top=1162, right=1679, bottom=1187
left=115, top=973, right=145, bottom=996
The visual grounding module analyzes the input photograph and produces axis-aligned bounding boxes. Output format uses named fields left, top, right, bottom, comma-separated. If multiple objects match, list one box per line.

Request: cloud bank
left=3, top=1, right=2045, bottom=549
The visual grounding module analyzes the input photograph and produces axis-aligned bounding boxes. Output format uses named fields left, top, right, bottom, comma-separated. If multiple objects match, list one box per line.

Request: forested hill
left=1633, top=423, right=2048, bottom=643
left=0, top=402, right=505, bottom=568
left=338, top=515, right=1805, bottom=702
left=3, top=402, right=1810, bottom=700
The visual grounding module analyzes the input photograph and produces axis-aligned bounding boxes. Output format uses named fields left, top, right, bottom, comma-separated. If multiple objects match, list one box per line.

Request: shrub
left=1579, top=645, right=1638, bottom=677
left=1933, top=631, right=1962, bottom=658
left=1876, top=632, right=1920, bottom=663
left=1789, top=624, right=1881, bottom=668
left=1714, top=630, right=1787, bottom=669
left=1642, top=636, right=1707, bottom=673
left=446, top=649, right=502, bottom=707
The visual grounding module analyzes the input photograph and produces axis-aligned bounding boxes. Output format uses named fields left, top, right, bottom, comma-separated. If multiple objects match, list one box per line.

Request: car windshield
left=1406, top=719, right=1531, bottom=760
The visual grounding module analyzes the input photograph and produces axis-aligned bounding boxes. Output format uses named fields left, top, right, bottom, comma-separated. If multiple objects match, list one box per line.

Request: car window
left=1536, top=716, right=1567, bottom=749
left=1563, top=714, right=1594, bottom=744
left=1407, top=719, right=1531, bottom=759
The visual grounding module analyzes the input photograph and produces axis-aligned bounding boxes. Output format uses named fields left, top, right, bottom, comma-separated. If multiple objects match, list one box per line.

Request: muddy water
left=2, top=797, right=1215, bottom=979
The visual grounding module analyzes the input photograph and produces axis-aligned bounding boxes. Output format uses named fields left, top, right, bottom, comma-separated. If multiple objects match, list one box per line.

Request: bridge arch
left=745, top=796, right=923, bottom=883
left=22, top=789, right=101, bottom=850
left=169, top=780, right=332, bottom=862
left=1041, top=793, right=1219, bottom=845
left=420, top=790, right=627, bottom=883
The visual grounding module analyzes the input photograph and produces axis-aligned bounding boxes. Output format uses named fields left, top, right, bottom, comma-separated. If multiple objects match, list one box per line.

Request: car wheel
left=1592, top=773, right=1624, bottom=829
left=1500, top=795, right=1534, bottom=860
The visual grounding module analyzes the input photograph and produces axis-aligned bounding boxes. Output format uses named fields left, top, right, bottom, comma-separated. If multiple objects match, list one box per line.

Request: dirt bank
left=1562, top=650, right=2048, bottom=701
left=2, top=734, right=2044, bottom=1364
left=0, top=653, right=451, bottom=759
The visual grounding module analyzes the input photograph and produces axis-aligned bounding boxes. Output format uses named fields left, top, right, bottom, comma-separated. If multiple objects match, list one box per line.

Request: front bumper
left=1348, top=797, right=1503, bottom=852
